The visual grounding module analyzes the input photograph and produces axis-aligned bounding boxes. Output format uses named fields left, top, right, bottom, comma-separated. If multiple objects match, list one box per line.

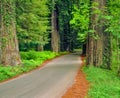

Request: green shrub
left=20, top=51, right=58, bottom=60
left=20, top=51, right=38, bottom=60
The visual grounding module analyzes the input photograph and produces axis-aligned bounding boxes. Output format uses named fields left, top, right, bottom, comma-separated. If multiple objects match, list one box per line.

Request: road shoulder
left=62, top=56, right=89, bottom=98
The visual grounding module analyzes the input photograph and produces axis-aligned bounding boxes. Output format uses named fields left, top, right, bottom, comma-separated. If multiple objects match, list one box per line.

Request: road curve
left=0, top=52, right=82, bottom=98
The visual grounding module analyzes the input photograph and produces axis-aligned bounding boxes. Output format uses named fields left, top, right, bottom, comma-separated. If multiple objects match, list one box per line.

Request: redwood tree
left=51, top=0, right=60, bottom=52
left=86, top=0, right=109, bottom=67
left=0, top=0, right=21, bottom=66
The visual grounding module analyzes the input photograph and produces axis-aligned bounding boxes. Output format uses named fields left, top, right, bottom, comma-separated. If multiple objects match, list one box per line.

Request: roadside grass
left=0, top=51, right=66, bottom=82
left=83, top=67, right=120, bottom=98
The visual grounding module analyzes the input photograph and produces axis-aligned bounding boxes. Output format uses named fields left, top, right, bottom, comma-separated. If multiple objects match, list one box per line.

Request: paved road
left=0, top=53, right=82, bottom=98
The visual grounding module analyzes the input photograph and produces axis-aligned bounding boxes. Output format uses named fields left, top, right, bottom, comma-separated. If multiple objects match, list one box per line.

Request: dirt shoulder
left=62, top=56, right=89, bottom=98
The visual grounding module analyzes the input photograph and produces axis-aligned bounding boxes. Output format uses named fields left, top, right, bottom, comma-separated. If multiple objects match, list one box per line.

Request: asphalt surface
left=0, top=53, right=82, bottom=98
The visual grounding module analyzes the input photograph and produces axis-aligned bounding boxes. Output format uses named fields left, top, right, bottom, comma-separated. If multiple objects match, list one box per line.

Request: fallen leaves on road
left=62, top=56, right=89, bottom=98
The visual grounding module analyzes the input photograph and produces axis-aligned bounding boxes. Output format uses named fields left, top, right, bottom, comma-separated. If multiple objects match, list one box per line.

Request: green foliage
left=20, top=51, right=58, bottom=60
left=57, top=0, right=74, bottom=51
left=112, top=51, right=119, bottom=71
left=0, top=66, right=23, bottom=81
left=70, top=2, right=89, bottom=43
left=105, top=0, right=120, bottom=73
left=83, top=67, right=120, bottom=98
left=0, top=51, right=59, bottom=82
left=111, top=39, right=120, bottom=73
left=20, top=51, right=39, bottom=60
left=104, top=0, right=120, bottom=37
left=16, top=0, right=50, bottom=50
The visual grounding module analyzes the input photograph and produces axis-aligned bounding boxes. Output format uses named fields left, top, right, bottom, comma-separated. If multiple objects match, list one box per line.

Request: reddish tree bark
left=0, top=1, right=21, bottom=66
left=51, top=0, right=60, bottom=52
left=86, top=0, right=106, bottom=66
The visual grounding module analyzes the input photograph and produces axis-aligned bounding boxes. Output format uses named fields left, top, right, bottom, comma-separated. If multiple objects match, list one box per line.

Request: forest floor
left=62, top=56, right=89, bottom=98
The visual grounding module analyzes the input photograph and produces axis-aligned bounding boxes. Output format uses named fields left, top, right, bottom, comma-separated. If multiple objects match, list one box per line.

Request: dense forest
left=0, top=0, right=120, bottom=97
left=0, top=0, right=119, bottom=73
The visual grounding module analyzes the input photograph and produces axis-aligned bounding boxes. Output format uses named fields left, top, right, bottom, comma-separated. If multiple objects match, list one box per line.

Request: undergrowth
left=0, top=51, right=63, bottom=82
left=83, top=67, right=120, bottom=98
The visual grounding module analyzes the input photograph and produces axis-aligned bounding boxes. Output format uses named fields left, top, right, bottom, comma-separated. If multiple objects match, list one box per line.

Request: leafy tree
left=16, top=0, right=50, bottom=51
left=70, top=0, right=90, bottom=54
left=86, top=0, right=111, bottom=67
left=57, top=0, right=74, bottom=51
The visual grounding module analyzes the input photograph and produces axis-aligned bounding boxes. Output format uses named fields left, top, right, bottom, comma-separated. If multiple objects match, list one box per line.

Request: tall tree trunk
left=86, top=0, right=106, bottom=66
left=0, top=1, right=21, bottom=66
left=37, top=45, right=44, bottom=51
left=51, top=1, right=60, bottom=52
left=86, top=34, right=94, bottom=66
left=93, top=0, right=106, bottom=67
left=86, top=0, right=95, bottom=66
